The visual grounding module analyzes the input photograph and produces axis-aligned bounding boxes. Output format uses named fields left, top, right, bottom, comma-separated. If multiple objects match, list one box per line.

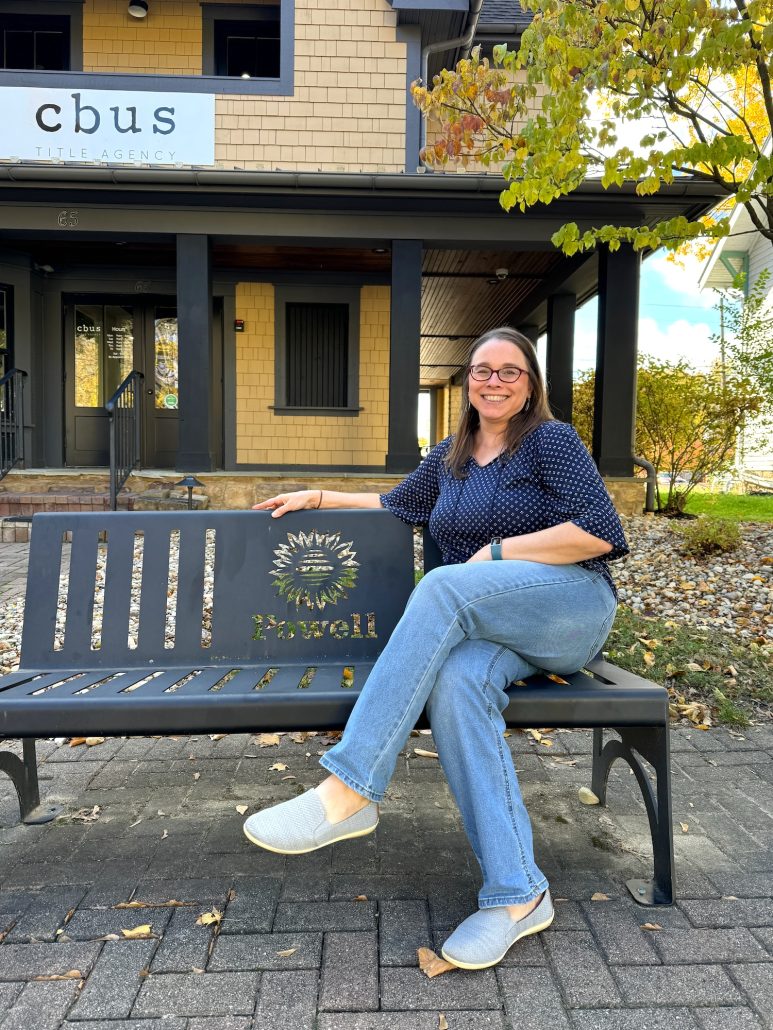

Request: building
left=0, top=0, right=723, bottom=516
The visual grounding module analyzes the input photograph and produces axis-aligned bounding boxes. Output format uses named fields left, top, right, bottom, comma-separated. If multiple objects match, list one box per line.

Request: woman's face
left=467, top=338, right=532, bottom=426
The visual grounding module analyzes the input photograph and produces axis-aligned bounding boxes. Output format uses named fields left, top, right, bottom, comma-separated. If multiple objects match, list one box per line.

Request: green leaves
left=411, top=0, right=773, bottom=253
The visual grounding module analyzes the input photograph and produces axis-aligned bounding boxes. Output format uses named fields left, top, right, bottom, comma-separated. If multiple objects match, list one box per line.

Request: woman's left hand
left=467, top=545, right=492, bottom=563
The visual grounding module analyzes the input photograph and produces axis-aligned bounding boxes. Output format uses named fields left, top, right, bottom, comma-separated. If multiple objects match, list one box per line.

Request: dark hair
left=445, top=326, right=553, bottom=478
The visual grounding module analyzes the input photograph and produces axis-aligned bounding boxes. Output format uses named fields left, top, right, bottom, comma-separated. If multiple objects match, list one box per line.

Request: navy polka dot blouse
left=380, top=420, right=629, bottom=597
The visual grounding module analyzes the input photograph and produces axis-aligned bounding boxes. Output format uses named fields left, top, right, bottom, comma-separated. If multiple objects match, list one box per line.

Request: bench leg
left=0, top=739, right=63, bottom=825
left=592, top=726, right=675, bottom=906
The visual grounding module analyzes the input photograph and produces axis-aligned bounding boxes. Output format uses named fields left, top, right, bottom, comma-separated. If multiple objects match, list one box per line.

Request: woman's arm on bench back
left=253, top=490, right=383, bottom=518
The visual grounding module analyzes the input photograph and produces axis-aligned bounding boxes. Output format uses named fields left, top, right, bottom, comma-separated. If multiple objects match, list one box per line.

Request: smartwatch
left=490, top=537, right=503, bottom=561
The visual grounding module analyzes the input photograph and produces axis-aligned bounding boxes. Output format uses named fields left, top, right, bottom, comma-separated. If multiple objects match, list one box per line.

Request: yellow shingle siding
left=82, top=0, right=407, bottom=172
left=235, top=283, right=390, bottom=465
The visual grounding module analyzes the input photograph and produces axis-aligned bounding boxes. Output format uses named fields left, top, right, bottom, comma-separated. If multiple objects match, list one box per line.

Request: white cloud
left=644, top=252, right=716, bottom=309
left=570, top=314, right=718, bottom=373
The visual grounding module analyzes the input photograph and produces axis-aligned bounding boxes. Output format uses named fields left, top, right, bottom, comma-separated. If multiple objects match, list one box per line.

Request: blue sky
left=568, top=251, right=722, bottom=375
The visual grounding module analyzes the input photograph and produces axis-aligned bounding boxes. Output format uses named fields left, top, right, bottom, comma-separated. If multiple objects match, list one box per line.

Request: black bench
left=0, top=510, right=674, bottom=905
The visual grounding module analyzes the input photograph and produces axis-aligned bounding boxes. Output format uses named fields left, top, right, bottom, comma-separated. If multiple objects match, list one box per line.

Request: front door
left=65, top=298, right=182, bottom=468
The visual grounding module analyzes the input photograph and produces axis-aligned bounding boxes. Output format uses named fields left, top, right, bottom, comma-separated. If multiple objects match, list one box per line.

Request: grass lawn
left=682, top=491, right=773, bottom=522
left=605, top=606, right=773, bottom=727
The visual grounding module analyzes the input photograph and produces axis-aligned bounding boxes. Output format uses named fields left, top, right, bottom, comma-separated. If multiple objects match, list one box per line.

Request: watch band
left=490, top=538, right=503, bottom=561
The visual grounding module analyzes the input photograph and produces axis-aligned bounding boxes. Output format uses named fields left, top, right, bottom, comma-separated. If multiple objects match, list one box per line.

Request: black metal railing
left=106, top=370, right=143, bottom=511
left=0, top=368, right=27, bottom=481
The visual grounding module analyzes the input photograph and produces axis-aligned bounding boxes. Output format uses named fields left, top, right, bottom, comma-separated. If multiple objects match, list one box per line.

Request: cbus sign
left=0, top=87, right=215, bottom=165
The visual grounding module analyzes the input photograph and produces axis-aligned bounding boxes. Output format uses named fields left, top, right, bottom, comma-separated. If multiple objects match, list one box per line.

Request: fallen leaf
left=590, top=892, right=609, bottom=902
left=276, top=948, right=298, bottom=957
left=289, top=731, right=310, bottom=743
left=193, top=772, right=201, bottom=781
left=196, top=908, right=223, bottom=927
left=643, top=651, right=656, bottom=667
left=71, top=805, right=101, bottom=823
left=68, top=737, right=87, bottom=748
left=545, top=672, right=569, bottom=685
left=98, top=933, right=121, bottom=941
left=161, top=830, right=169, bottom=840
left=281, top=775, right=296, bottom=781
left=129, top=818, right=142, bottom=828
left=439, top=1015, right=449, bottom=1030
left=641, top=922, right=662, bottom=931
left=235, top=804, right=248, bottom=815
left=417, top=947, right=455, bottom=978
left=121, top=924, right=153, bottom=938
left=33, top=970, right=82, bottom=981
left=209, top=733, right=226, bottom=741
left=413, top=748, right=439, bottom=759
left=115, top=900, right=191, bottom=909
left=192, top=967, right=205, bottom=974
left=354, top=895, right=368, bottom=902
left=685, top=662, right=705, bottom=673
left=578, top=787, right=600, bottom=806
left=85, top=736, right=106, bottom=746
left=269, top=762, right=289, bottom=772
left=680, top=822, right=689, bottom=833
left=256, top=733, right=281, bottom=747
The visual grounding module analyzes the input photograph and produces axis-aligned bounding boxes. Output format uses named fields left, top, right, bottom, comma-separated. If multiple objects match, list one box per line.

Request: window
left=203, top=4, right=281, bottom=79
left=274, top=287, right=360, bottom=414
left=0, top=13, right=69, bottom=70
left=73, top=304, right=133, bottom=408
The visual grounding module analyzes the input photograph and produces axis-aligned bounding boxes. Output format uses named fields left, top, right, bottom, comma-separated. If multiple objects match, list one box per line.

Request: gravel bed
left=612, top=515, right=773, bottom=643
left=0, top=517, right=771, bottom=677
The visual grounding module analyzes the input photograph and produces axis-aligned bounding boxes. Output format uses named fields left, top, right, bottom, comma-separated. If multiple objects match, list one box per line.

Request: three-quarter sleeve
left=536, top=422, right=629, bottom=560
left=379, top=439, right=448, bottom=526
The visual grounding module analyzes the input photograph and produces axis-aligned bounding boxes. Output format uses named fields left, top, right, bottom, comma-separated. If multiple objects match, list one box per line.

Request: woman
left=243, top=326, right=628, bottom=970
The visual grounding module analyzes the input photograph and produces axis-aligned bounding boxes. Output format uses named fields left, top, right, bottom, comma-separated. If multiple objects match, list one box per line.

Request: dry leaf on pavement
left=33, top=970, right=82, bottom=981
left=235, top=804, right=248, bottom=815
left=439, top=1015, right=449, bottom=1030
left=578, top=787, right=600, bottom=806
left=413, top=748, right=439, bottom=760
left=121, top=925, right=153, bottom=938
left=354, top=895, right=368, bottom=902
left=641, top=922, right=662, bottom=931
left=276, top=948, right=298, bottom=957
left=196, top=908, right=223, bottom=927
left=256, top=733, right=281, bottom=747
left=590, top=892, right=610, bottom=902
left=417, top=947, right=455, bottom=978
left=209, top=733, right=226, bottom=741
left=71, top=805, right=101, bottom=823
left=269, top=762, right=288, bottom=772
left=680, top=822, right=689, bottom=833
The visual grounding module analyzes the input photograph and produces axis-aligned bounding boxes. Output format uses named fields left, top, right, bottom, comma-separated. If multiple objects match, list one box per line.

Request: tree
left=411, top=0, right=773, bottom=255
left=572, top=359, right=762, bottom=511
left=716, top=268, right=773, bottom=411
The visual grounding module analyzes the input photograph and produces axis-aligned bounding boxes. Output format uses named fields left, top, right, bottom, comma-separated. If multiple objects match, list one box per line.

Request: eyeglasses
left=468, top=364, right=527, bottom=383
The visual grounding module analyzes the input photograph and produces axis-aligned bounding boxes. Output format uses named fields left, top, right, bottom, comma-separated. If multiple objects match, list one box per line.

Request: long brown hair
left=445, top=326, right=553, bottom=478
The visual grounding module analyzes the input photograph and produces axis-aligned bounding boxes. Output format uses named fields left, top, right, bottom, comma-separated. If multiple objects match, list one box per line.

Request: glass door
left=142, top=306, right=179, bottom=467
left=65, top=302, right=135, bottom=466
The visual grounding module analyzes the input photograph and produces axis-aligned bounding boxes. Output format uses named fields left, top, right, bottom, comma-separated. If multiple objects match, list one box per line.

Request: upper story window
left=203, top=4, right=281, bottom=79
left=0, top=13, right=70, bottom=70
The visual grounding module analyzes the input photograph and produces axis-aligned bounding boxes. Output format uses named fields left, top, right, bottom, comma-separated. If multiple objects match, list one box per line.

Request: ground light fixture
left=128, top=0, right=148, bottom=18
left=175, top=475, right=204, bottom=510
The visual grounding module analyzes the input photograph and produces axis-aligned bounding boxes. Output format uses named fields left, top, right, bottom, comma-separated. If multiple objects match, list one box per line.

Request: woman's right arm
left=253, top=490, right=383, bottom=518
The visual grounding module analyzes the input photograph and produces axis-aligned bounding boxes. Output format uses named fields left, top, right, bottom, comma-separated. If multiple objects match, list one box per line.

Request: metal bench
left=0, top=510, right=674, bottom=905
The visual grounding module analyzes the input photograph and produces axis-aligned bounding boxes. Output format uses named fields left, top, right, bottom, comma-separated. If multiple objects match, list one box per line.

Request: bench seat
left=0, top=510, right=674, bottom=905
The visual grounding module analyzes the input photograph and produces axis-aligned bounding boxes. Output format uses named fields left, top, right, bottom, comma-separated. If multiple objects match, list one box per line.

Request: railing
left=0, top=368, right=28, bottom=481
left=106, top=370, right=144, bottom=511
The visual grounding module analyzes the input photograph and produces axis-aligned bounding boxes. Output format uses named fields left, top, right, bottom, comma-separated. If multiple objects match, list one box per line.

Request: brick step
left=0, top=492, right=137, bottom=515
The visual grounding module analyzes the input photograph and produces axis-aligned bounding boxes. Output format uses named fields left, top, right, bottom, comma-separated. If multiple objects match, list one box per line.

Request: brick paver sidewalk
left=1, top=542, right=773, bottom=1029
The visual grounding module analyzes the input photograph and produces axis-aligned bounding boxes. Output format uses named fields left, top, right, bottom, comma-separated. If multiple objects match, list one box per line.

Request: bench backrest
left=21, top=510, right=416, bottom=670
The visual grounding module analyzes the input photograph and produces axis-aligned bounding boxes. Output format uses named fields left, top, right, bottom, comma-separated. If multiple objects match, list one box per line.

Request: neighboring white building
left=700, top=202, right=773, bottom=479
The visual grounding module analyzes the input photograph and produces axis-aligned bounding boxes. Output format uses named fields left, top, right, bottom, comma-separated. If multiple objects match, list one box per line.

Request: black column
left=593, top=245, right=640, bottom=476
left=517, top=324, right=540, bottom=344
left=176, top=234, right=214, bottom=471
left=387, top=239, right=422, bottom=472
left=546, top=293, right=575, bottom=423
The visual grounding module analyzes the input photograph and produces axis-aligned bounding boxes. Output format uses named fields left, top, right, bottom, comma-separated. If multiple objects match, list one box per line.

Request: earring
left=522, top=396, right=531, bottom=413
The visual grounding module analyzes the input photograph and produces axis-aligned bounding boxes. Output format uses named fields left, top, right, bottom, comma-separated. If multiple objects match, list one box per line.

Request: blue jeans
left=319, top=559, right=617, bottom=907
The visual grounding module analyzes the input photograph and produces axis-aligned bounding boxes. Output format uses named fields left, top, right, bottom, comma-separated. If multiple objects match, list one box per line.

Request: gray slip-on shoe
left=441, top=889, right=554, bottom=970
left=243, top=788, right=378, bottom=855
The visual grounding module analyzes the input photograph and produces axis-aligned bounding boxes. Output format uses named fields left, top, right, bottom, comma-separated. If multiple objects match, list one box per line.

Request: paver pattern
left=0, top=541, right=772, bottom=1028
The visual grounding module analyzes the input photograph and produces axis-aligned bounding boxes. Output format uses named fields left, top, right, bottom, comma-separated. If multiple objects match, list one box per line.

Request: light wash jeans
left=319, top=559, right=617, bottom=907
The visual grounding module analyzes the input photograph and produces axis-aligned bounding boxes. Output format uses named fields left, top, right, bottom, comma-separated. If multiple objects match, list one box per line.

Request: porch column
left=387, top=239, right=422, bottom=472
left=176, top=234, right=214, bottom=471
left=517, top=324, right=540, bottom=344
left=546, top=293, right=575, bottom=423
left=593, top=245, right=640, bottom=476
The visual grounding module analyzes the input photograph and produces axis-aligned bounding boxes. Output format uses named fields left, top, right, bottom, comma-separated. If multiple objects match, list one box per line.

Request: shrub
left=679, top=517, right=742, bottom=556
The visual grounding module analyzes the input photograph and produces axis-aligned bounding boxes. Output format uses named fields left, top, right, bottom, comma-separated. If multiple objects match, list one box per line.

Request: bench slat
left=61, top=526, right=102, bottom=663
left=172, top=521, right=209, bottom=656
left=19, top=518, right=64, bottom=663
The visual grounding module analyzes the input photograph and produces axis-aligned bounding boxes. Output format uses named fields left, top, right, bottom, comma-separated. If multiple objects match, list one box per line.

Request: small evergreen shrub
left=679, top=516, right=742, bottom=556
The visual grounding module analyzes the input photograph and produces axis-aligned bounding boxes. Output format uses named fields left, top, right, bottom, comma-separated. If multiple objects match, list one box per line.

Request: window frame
left=202, top=3, right=281, bottom=80
left=0, top=0, right=293, bottom=95
left=273, top=286, right=361, bottom=416
left=0, top=283, right=12, bottom=376
left=0, top=1, right=82, bottom=72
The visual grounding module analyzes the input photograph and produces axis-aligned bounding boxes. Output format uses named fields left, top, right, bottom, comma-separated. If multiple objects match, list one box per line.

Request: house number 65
left=57, top=210, right=79, bottom=228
